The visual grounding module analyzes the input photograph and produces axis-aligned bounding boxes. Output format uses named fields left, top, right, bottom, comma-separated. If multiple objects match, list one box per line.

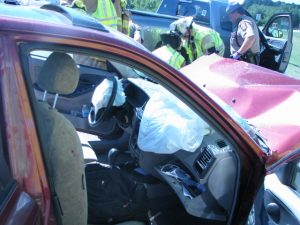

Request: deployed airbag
left=92, top=78, right=126, bottom=115
left=138, top=91, right=210, bottom=154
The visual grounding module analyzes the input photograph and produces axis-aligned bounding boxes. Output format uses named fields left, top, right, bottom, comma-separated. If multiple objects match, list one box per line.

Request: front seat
left=36, top=52, right=87, bottom=225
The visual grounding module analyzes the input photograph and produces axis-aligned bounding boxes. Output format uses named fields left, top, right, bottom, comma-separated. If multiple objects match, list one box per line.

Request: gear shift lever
left=107, top=148, right=120, bottom=167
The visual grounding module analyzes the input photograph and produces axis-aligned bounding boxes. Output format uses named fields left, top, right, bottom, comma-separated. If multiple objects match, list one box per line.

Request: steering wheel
left=88, top=76, right=118, bottom=127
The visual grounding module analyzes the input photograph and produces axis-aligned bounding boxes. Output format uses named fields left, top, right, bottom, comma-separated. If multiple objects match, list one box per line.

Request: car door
left=261, top=13, right=293, bottom=73
left=0, top=125, right=41, bottom=225
left=264, top=149, right=300, bottom=225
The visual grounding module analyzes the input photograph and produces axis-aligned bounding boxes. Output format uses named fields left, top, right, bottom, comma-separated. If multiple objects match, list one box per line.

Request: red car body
left=182, top=55, right=300, bottom=160
left=0, top=4, right=299, bottom=225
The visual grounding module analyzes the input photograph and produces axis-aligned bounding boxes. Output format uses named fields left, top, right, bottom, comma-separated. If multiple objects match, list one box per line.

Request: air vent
left=216, top=140, right=227, bottom=148
left=195, top=147, right=214, bottom=174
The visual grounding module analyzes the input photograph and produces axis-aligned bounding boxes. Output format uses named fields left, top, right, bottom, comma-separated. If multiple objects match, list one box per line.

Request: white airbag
left=138, top=91, right=210, bottom=154
left=92, top=78, right=126, bottom=115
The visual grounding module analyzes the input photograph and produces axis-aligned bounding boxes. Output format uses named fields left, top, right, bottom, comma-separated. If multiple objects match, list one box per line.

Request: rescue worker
left=152, top=31, right=186, bottom=70
left=112, top=0, right=143, bottom=43
left=70, top=0, right=87, bottom=13
left=226, top=2, right=260, bottom=65
left=75, top=0, right=142, bottom=43
left=84, top=0, right=119, bottom=30
left=170, top=17, right=224, bottom=64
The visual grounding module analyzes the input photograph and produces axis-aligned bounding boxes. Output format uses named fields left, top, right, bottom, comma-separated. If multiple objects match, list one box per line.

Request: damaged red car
left=0, top=4, right=300, bottom=225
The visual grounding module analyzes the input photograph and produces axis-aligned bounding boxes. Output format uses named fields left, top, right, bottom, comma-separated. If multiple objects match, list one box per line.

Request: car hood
left=181, top=54, right=300, bottom=158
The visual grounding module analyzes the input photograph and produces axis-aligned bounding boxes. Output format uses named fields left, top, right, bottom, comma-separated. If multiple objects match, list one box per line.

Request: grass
left=285, top=30, right=300, bottom=79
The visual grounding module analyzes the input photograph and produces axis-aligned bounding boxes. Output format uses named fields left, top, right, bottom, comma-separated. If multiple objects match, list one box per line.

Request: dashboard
left=118, top=78, right=239, bottom=221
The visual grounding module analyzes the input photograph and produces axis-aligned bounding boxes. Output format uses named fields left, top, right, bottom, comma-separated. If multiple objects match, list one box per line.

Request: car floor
left=76, top=131, right=227, bottom=225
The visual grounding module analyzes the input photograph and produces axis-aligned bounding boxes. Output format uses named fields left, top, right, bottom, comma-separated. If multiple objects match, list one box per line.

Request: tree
left=127, top=0, right=161, bottom=12
left=246, top=1, right=300, bottom=28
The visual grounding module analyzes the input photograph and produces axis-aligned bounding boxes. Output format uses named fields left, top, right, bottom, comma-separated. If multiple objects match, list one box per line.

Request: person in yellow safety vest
left=84, top=0, right=119, bottom=30
left=79, top=0, right=142, bottom=43
left=70, top=0, right=87, bottom=13
left=112, top=0, right=143, bottom=43
left=112, top=0, right=127, bottom=33
left=152, top=31, right=186, bottom=70
left=170, top=17, right=224, bottom=64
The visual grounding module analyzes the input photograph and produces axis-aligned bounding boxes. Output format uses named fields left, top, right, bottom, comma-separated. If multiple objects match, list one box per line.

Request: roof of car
left=0, top=4, right=108, bottom=32
left=0, top=4, right=148, bottom=52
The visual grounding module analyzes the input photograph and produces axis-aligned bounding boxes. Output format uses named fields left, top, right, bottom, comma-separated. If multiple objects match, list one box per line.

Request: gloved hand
left=232, top=52, right=241, bottom=60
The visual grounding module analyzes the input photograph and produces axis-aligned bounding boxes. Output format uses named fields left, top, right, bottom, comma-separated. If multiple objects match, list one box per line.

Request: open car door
left=260, top=13, right=293, bottom=73
left=264, top=149, right=300, bottom=225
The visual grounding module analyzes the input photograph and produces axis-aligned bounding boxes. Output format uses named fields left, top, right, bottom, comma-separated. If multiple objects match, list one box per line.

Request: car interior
left=22, top=45, right=242, bottom=225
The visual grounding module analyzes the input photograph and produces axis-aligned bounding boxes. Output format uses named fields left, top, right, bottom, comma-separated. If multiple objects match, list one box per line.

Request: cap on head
left=226, top=2, right=242, bottom=14
left=170, top=17, right=193, bottom=36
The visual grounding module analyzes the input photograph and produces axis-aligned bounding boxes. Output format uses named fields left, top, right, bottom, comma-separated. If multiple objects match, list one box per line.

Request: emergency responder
left=152, top=31, right=186, bottom=70
left=226, top=2, right=260, bottom=65
left=69, top=0, right=87, bottom=13
left=113, top=0, right=143, bottom=43
left=84, top=0, right=119, bottom=30
left=77, top=0, right=142, bottom=43
left=169, top=17, right=224, bottom=64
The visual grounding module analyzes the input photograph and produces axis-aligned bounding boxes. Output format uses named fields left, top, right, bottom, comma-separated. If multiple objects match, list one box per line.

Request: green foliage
left=127, top=0, right=161, bottom=12
left=245, top=0, right=300, bottom=28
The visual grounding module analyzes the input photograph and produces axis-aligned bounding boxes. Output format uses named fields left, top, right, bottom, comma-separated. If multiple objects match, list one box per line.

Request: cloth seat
left=36, top=52, right=88, bottom=225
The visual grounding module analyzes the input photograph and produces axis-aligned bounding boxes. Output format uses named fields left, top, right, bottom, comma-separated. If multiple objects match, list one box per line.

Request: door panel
left=262, top=13, right=293, bottom=73
left=265, top=153, right=300, bottom=225
left=264, top=174, right=300, bottom=225
left=0, top=185, right=41, bottom=225
left=0, top=131, right=41, bottom=225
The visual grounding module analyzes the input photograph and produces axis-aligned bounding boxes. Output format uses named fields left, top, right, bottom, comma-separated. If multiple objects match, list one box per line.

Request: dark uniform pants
left=241, top=52, right=260, bottom=65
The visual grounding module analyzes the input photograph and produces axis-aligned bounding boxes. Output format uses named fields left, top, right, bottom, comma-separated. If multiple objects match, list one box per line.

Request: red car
left=0, top=4, right=299, bottom=225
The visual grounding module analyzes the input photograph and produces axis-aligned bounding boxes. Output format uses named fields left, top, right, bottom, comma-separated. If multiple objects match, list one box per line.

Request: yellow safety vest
left=120, top=0, right=128, bottom=33
left=122, top=13, right=130, bottom=35
left=115, top=0, right=129, bottom=35
left=92, top=0, right=119, bottom=30
left=183, top=25, right=224, bottom=62
left=72, top=0, right=87, bottom=13
left=153, top=45, right=185, bottom=70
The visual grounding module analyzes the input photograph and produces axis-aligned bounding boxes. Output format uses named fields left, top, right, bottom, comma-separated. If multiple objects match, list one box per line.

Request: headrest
left=226, top=2, right=242, bottom=14
left=37, top=52, right=79, bottom=95
left=170, top=17, right=193, bottom=36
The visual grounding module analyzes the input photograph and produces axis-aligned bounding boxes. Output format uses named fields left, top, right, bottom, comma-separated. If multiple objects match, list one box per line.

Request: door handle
left=266, top=202, right=280, bottom=223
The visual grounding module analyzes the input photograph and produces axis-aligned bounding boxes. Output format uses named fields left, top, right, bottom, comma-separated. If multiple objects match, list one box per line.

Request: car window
left=266, top=17, right=290, bottom=39
left=23, top=45, right=241, bottom=224
left=177, top=2, right=210, bottom=25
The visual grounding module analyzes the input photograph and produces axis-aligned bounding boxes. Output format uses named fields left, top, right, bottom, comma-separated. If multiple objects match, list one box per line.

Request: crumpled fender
left=181, top=54, right=300, bottom=157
